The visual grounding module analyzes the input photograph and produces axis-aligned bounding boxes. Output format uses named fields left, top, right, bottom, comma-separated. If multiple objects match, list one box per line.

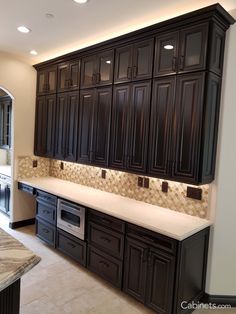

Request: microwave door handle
left=59, top=204, right=83, bottom=215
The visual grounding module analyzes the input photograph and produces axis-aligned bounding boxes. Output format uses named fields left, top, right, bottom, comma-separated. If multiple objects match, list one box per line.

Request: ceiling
left=0, top=0, right=235, bottom=65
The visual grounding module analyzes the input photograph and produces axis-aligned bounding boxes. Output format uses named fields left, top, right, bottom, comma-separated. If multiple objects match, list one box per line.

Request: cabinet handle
left=101, top=218, right=112, bottom=225
left=179, top=56, right=184, bottom=70
left=127, top=67, right=132, bottom=80
left=92, top=73, right=96, bottom=84
left=43, top=209, right=50, bottom=214
left=99, top=260, right=109, bottom=267
left=96, top=73, right=101, bottom=84
left=42, top=228, right=49, bottom=234
left=67, top=242, right=76, bottom=249
left=172, top=57, right=177, bottom=72
left=132, top=66, right=138, bottom=78
left=100, top=236, right=111, bottom=243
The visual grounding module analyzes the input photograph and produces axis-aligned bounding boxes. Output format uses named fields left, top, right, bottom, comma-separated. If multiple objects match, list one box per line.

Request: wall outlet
left=60, top=162, right=64, bottom=170
left=32, top=160, right=38, bottom=168
left=101, top=169, right=106, bottom=179
left=137, top=177, right=143, bottom=187
left=162, top=181, right=169, bottom=193
left=186, top=186, right=202, bottom=200
left=143, top=178, right=149, bottom=188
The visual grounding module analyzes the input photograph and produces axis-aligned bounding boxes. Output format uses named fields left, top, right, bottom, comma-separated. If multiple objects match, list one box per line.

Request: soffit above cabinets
left=0, top=0, right=236, bottom=65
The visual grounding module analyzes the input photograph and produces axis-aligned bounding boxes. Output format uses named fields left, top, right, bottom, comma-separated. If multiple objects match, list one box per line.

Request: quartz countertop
left=19, top=176, right=211, bottom=241
left=0, top=165, right=11, bottom=177
left=0, top=228, right=40, bottom=292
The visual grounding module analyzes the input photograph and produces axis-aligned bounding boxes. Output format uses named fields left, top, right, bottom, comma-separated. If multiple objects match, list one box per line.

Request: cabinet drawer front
left=36, top=190, right=57, bottom=206
left=126, top=224, right=177, bottom=255
left=57, top=229, right=86, bottom=266
left=88, top=209, right=125, bottom=233
left=36, top=201, right=56, bottom=225
left=87, top=246, right=122, bottom=288
left=88, top=222, right=124, bottom=259
left=18, top=183, right=35, bottom=195
left=36, top=218, right=56, bottom=247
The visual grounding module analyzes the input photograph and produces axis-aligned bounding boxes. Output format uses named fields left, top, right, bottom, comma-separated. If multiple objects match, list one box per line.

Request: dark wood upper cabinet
left=109, top=84, right=130, bottom=170
left=154, top=24, right=208, bottom=76
left=127, top=81, right=151, bottom=173
left=114, top=39, right=154, bottom=83
left=57, top=60, right=80, bottom=93
left=77, top=87, right=112, bottom=166
left=34, top=95, right=56, bottom=157
left=37, top=66, right=57, bottom=95
left=81, top=50, right=114, bottom=88
left=0, top=96, right=12, bottom=149
left=148, top=77, right=175, bottom=178
left=54, top=92, right=79, bottom=161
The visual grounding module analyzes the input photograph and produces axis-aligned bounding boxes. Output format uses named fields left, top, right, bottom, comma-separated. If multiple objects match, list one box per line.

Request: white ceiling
left=0, top=0, right=235, bottom=65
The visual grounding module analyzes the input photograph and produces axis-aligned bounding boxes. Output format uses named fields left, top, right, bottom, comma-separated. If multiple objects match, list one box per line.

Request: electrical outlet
left=137, top=177, right=143, bottom=187
left=32, top=160, right=38, bottom=168
left=162, top=181, right=168, bottom=193
left=101, top=169, right=106, bottom=179
left=60, top=162, right=64, bottom=170
left=186, top=186, right=202, bottom=200
left=143, top=177, right=149, bottom=188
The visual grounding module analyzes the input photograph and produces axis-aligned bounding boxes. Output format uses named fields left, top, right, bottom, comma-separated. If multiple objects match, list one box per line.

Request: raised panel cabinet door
left=57, top=63, right=69, bottom=93
left=47, top=66, right=57, bottom=94
left=146, top=250, right=175, bottom=314
left=132, top=38, right=154, bottom=80
left=34, top=97, right=45, bottom=156
left=80, top=55, right=97, bottom=88
left=54, top=93, right=68, bottom=160
left=77, top=89, right=94, bottom=164
left=123, top=237, right=148, bottom=303
left=154, top=32, right=179, bottom=76
left=179, top=23, right=208, bottom=73
left=65, top=91, right=79, bottom=161
left=109, top=84, right=130, bottom=170
left=37, top=66, right=57, bottom=95
left=69, top=60, right=80, bottom=90
left=148, top=77, right=176, bottom=178
left=172, top=73, right=205, bottom=183
left=114, top=45, right=133, bottom=83
left=92, top=87, right=112, bottom=166
left=97, top=50, right=114, bottom=86
left=127, top=81, right=151, bottom=173
left=37, top=70, right=47, bottom=95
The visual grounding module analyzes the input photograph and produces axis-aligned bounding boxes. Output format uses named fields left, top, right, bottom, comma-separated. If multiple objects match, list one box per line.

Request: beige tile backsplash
left=17, top=156, right=209, bottom=218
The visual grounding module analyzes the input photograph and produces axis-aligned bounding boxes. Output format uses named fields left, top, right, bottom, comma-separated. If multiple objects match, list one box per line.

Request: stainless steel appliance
left=57, top=199, right=85, bottom=240
left=0, top=174, right=11, bottom=216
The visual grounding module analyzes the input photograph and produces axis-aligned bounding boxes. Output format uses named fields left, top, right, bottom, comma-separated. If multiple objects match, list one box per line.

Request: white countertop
left=0, top=165, right=11, bottom=177
left=19, top=176, right=211, bottom=241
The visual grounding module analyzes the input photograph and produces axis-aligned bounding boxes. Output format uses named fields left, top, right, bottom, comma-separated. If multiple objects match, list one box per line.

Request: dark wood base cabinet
left=0, top=279, right=20, bottom=314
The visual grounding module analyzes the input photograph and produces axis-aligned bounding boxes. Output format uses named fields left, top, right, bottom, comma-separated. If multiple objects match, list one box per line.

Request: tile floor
left=0, top=212, right=235, bottom=314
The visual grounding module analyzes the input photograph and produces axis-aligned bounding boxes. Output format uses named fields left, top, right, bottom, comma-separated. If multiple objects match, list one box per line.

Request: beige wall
left=206, top=13, right=236, bottom=295
left=0, top=52, right=36, bottom=222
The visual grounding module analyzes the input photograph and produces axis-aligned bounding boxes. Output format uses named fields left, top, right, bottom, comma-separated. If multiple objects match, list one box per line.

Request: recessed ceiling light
left=73, top=0, right=88, bottom=3
left=17, top=26, right=31, bottom=33
left=164, top=44, right=174, bottom=50
left=45, top=13, right=55, bottom=19
left=30, top=50, right=38, bottom=55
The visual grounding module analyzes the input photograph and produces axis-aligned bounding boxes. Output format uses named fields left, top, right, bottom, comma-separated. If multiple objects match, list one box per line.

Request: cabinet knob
left=127, top=67, right=132, bottom=80
left=172, top=57, right=177, bottom=72
left=133, top=66, right=138, bottom=78
left=179, top=56, right=185, bottom=70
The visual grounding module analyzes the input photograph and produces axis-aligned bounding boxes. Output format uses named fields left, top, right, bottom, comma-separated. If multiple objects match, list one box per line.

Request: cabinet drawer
left=87, top=245, right=123, bottom=288
left=18, top=183, right=35, bottom=195
left=57, top=229, right=86, bottom=266
left=36, top=218, right=56, bottom=247
left=88, top=222, right=124, bottom=259
left=36, top=201, right=56, bottom=225
left=88, top=209, right=125, bottom=233
left=36, top=190, right=57, bottom=206
left=126, top=223, right=177, bottom=255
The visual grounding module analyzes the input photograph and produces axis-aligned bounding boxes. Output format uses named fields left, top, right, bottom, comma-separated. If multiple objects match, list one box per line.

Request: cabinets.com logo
left=181, top=301, right=232, bottom=310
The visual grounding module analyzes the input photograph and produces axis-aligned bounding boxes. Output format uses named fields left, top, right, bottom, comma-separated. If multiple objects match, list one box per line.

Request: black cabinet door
left=92, top=87, right=112, bottom=166
left=132, top=38, right=154, bottom=81
left=154, top=32, right=179, bottom=76
left=148, top=77, right=175, bottom=178
left=34, top=95, right=56, bottom=157
left=37, top=66, right=57, bottom=95
left=65, top=91, right=79, bottom=161
left=57, top=63, right=69, bottom=93
left=114, top=45, right=133, bottom=83
left=179, top=23, right=208, bottom=73
left=0, top=97, right=12, bottom=149
left=81, top=55, right=97, bottom=88
left=69, top=60, right=80, bottom=90
left=109, top=84, right=130, bottom=170
left=127, top=81, right=151, bottom=173
left=96, top=50, right=114, bottom=86
left=123, top=237, right=148, bottom=303
left=57, top=61, right=80, bottom=93
left=172, top=73, right=205, bottom=183
left=146, top=249, right=175, bottom=314
left=54, top=93, right=67, bottom=160
left=77, top=89, right=94, bottom=164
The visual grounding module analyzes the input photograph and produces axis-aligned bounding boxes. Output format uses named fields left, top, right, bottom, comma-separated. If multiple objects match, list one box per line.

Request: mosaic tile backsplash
left=17, top=156, right=209, bottom=218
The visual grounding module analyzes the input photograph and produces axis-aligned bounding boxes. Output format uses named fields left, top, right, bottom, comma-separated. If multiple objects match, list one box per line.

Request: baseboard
left=9, top=218, right=35, bottom=229
left=203, top=293, right=236, bottom=306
